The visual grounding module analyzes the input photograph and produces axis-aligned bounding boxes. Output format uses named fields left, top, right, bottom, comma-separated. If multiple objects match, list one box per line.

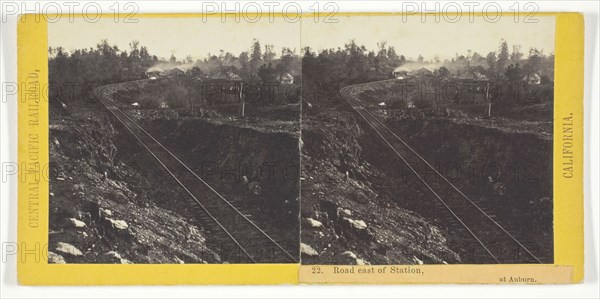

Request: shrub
left=164, top=85, right=190, bottom=109
left=137, top=94, right=163, bottom=109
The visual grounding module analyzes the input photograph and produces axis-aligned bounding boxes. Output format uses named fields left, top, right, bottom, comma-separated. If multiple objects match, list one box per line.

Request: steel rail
left=339, top=83, right=543, bottom=264
left=95, top=83, right=297, bottom=263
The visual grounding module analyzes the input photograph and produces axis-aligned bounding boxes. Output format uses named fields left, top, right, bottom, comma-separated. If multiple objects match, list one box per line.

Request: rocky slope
left=300, top=104, right=461, bottom=265
left=49, top=80, right=301, bottom=264
left=49, top=100, right=220, bottom=264
left=300, top=82, right=553, bottom=264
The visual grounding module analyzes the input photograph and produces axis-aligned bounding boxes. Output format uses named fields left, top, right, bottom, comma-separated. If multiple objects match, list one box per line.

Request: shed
left=145, top=67, right=165, bottom=78
left=392, top=66, right=411, bottom=79
left=168, top=66, right=186, bottom=76
left=414, top=67, right=434, bottom=77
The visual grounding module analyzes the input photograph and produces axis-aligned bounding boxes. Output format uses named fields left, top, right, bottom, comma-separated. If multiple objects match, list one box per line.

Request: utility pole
left=240, top=82, right=245, bottom=117
left=486, top=82, right=491, bottom=117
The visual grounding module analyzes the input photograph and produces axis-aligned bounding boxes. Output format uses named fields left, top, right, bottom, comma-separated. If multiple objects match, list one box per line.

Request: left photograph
left=47, top=16, right=301, bottom=264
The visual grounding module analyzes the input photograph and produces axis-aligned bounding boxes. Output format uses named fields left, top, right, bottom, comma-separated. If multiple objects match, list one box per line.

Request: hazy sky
left=301, top=15, right=556, bottom=60
left=49, top=15, right=555, bottom=61
left=49, top=16, right=302, bottom=60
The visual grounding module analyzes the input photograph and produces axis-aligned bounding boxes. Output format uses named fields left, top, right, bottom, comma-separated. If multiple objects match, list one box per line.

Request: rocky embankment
left=300, top=80, right=553, bottom=264
left=49, top=99, right=220, bottom=264
left=300, top=104, right=461, bottom=265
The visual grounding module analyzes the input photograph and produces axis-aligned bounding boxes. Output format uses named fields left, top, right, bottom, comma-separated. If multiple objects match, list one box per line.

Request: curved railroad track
left=95, top=82, right=298, bottom=264
left=340, top=82, right=544, bottom=264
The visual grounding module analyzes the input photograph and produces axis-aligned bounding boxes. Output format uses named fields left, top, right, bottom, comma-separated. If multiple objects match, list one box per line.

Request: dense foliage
left=301, top=39, right=554, bottom=111
left=49, top=38, right=554, bottom=117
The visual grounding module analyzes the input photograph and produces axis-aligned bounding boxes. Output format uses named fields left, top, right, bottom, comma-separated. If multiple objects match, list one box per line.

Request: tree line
left=301, top=38, right=554, bottom=106
left=48, top=38, right=303, bottom=105
left=190, top=39, right=301, bottom=82
left=49, top=38, right=553, bottom=107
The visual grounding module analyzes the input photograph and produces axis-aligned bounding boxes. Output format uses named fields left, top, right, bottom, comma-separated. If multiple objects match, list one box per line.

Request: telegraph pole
left=486, top=82, right=491, bottom=117
left=240, top=82, right=245, bottom=117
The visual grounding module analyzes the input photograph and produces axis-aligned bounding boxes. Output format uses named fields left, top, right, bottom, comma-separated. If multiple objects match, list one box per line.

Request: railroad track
left=95, top=82, right=298, bottom=263
left=340, top=83, right=543, bottom=264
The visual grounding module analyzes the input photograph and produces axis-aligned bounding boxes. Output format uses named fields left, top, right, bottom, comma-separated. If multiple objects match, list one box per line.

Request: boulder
left=412, top=256, right=424, bottom=265
left=100, top=208, right=113, bottom=217
left=302, top=218, right=323, bottom=229
left=107, top=218, right=129, bottom=230
left=54, top=242, right=83, bottom=257
left=337, top=251, right=369, bottom=265
left=48, top=251, right=66, bottom=264
left=339, top=217, right=374, bottom=241
left=344, top=218, right=367, bottom=230
left=174, top=256, right=185, bottom=264
left=99, top=251, right=132, bottom=264
left=337, top=208, right=352, bottom=217
left=300, top=243, right=319, bottom=257
left=67, top=217, right=86, bottom=228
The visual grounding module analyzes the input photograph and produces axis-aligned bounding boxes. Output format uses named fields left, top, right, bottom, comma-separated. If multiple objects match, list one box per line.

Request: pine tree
left=250, top=39, right=262, bottom=78
left=497, top=39, right=509, bottom=77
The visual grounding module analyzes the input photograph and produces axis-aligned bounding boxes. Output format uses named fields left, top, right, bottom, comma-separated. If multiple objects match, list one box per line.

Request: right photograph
left=300, top=15, right=555, bottom=265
